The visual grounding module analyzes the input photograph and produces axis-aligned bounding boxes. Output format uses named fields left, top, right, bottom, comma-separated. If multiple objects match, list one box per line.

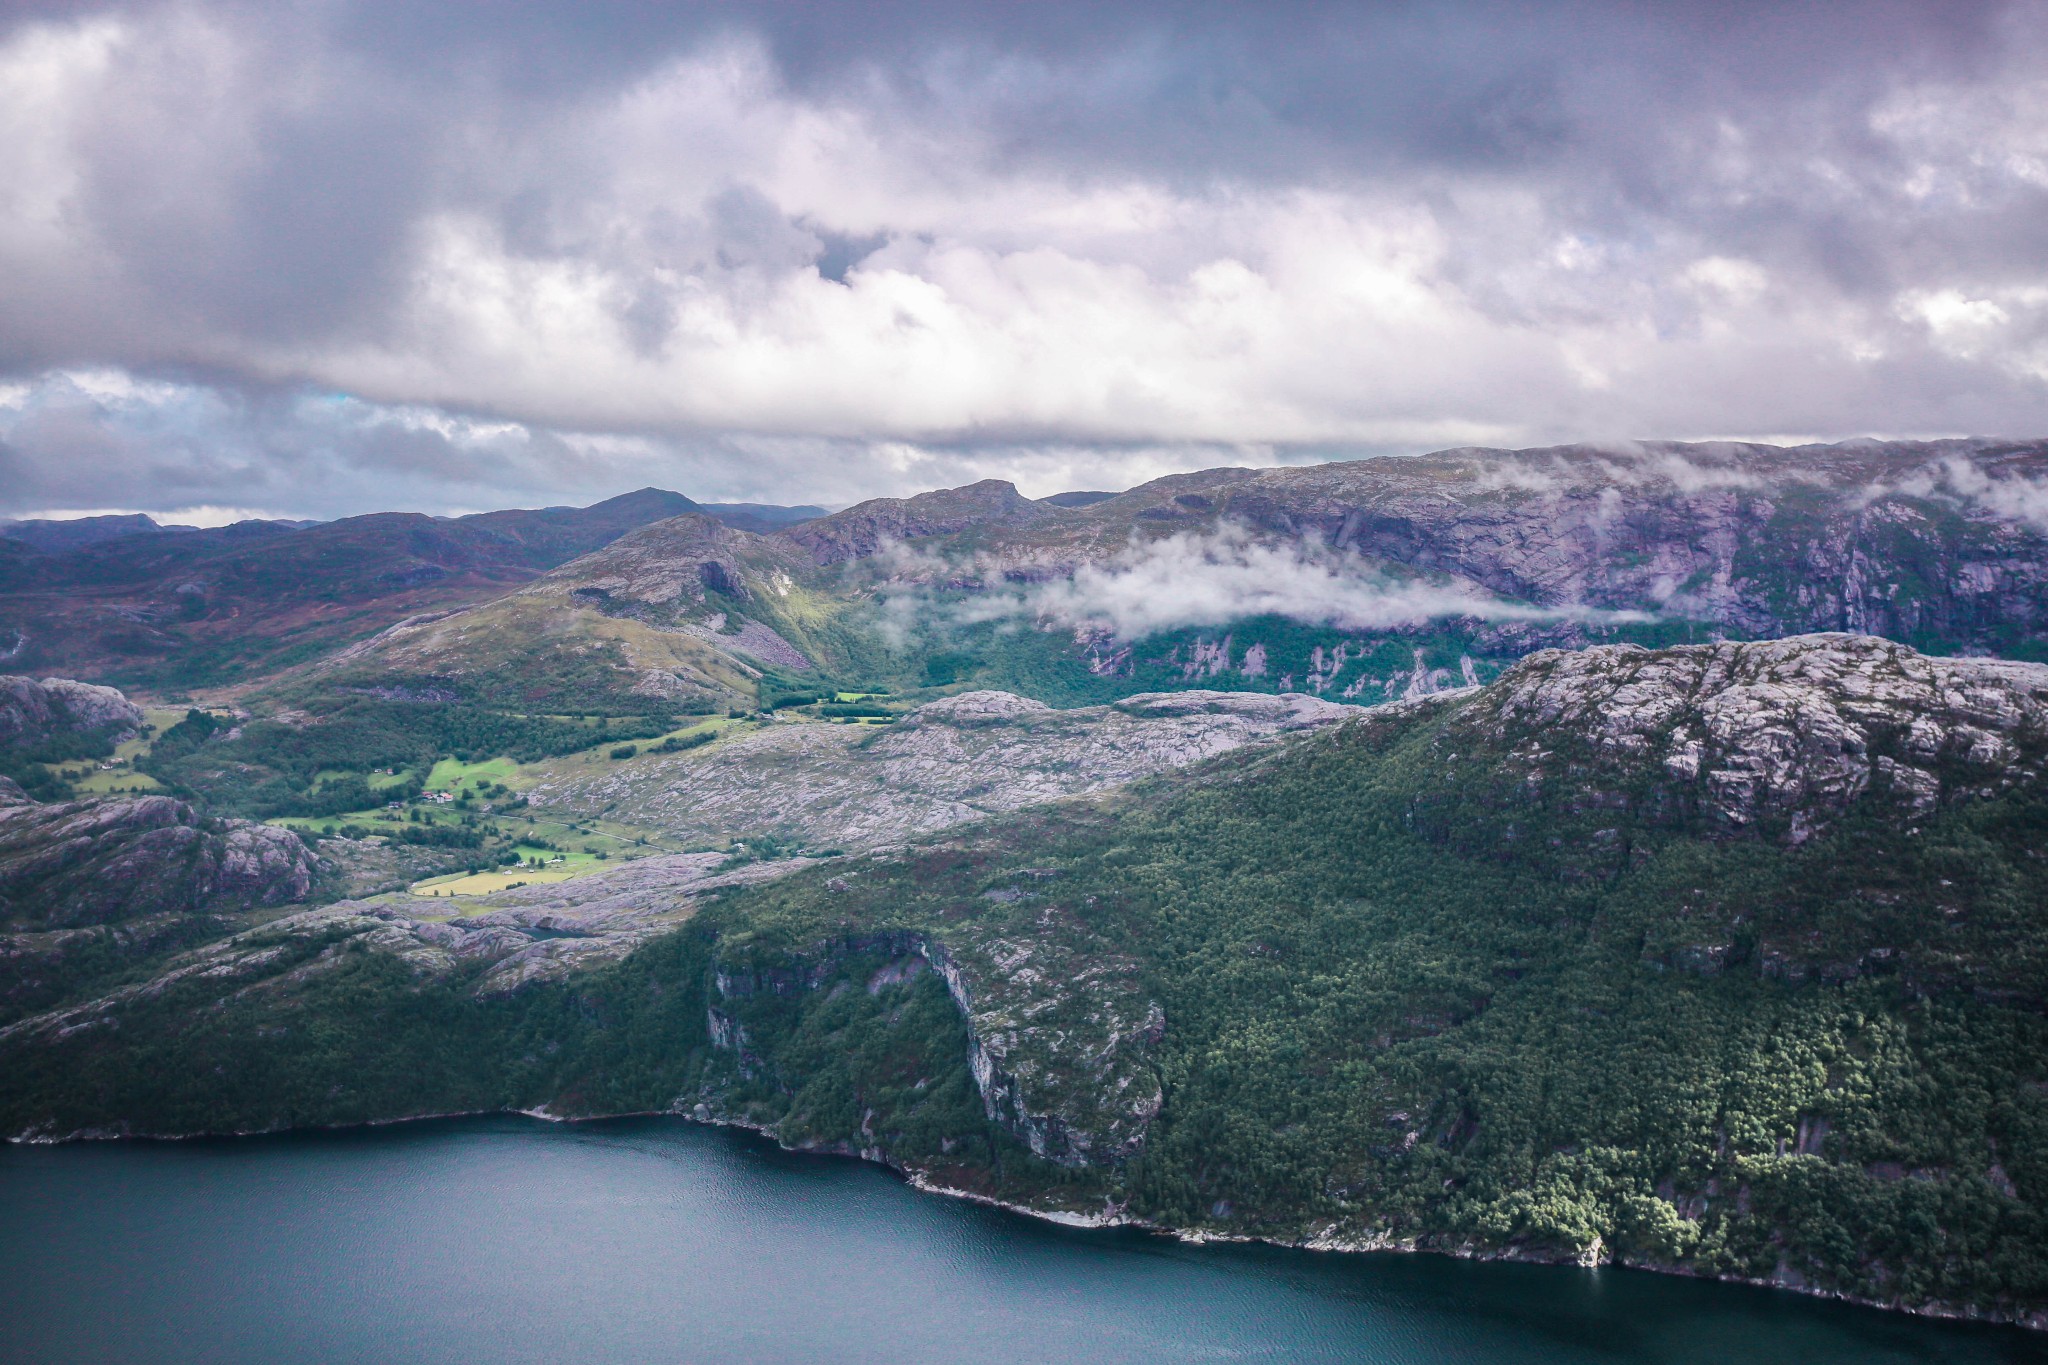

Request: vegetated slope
left=296, top=511, right=850, bottom=714
left=681, top=633, right=2048, bottom=1323
left=2, top=635, right=2043, bottom=1326
left=0, top=488, right=765, bottom=689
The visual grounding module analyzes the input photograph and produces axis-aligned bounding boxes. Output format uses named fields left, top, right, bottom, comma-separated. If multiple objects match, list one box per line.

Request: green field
left=423, top=755, right=524, bottom=792
left=408, top=845, right=618, bottom=898
left=62, top=766, right=165, bottom=796
left=28, top=706, right=200, bottom=798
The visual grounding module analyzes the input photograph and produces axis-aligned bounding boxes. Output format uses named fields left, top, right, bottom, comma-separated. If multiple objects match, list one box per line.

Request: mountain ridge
left=0, top=489, right=817, bottom=688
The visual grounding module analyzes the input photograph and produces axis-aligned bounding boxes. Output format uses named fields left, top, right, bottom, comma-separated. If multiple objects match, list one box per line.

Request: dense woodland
left=140, top=698, right=675, bottom=818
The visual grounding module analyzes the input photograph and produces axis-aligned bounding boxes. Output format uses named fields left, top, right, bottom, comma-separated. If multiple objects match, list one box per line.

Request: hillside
left=524, top=688, right=1350, bottom=850
left=1, top=634, right=2043, bottom=1325
left=0, top=489, right=810, bottom=689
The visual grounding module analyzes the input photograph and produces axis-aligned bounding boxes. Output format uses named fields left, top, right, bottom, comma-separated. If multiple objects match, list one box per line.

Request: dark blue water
left=0, top=1116, right=2040, bottom=1364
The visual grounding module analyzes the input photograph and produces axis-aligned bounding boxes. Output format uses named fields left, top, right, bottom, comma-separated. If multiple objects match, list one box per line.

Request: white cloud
left=1931, top=455, right=2048, bottom=531
left=0, top=5, right=2046, bottom=513
left=903, top=526, right=1651, bottom=641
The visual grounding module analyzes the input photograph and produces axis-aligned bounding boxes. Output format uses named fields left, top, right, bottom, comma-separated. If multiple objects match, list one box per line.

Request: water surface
left=1, top=1116, right=2041, bottom=1364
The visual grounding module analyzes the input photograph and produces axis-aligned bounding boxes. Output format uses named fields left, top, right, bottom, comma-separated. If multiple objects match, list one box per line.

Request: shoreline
left=10, top=1103, right=2045, bottom=1334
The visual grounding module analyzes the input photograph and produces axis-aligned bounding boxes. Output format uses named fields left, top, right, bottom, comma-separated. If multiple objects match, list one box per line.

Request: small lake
left=1, top=1115, right=2041, bottom=1364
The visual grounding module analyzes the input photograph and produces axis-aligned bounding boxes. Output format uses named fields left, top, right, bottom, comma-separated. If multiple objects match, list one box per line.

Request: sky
left=2, top=0, right=2046, bottom=523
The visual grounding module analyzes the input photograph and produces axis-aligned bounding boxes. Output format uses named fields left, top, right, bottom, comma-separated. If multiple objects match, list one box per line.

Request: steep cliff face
left=703, top=911, right=1163, bottom=1169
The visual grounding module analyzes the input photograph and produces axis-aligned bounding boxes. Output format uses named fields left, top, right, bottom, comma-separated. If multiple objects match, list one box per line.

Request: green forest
left=4, top=683, right=2043, bottom=1322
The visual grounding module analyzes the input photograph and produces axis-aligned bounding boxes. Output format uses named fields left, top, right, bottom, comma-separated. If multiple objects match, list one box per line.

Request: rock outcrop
left=529, top=688, right=1350, bottom=850
left=0, top=788, right=315, bottom=926
left=0, top=675, right=144, bottom=749
left=1433, top=633, right=2048, bottom=843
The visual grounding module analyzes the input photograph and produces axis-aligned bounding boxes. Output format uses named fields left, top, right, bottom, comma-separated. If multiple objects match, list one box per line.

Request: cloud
left=1912, top=454, right=2048, bottom=530
left=896, top=526, right=1650, bottom=642
left=0, top=2, right=2046, bottom=513
left=0, top=368, right=1301, bottom=518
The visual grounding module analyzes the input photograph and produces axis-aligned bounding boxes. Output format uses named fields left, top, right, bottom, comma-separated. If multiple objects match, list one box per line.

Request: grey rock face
left=704, top=919, right=1162, bottom=1167
left=529, top=688, right=1351, bottom=850
left=0, top=676, right=144, bottom=749
left=1443, top=633, right=2048, bottom=841
left=920, top=919, right=1162, bottom=1166
left=0, top=792, right=315, bottom=926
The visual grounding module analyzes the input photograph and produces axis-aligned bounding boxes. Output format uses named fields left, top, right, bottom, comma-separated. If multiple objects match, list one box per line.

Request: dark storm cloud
left=1, top=0, right=2046, bottom=517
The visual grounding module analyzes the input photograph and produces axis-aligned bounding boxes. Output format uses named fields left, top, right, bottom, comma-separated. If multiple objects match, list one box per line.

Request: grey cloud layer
left=2, top=0, right=2046, bottom=517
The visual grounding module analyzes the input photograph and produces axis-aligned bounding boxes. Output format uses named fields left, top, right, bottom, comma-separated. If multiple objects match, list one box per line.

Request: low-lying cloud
left=1925, top=457, right=2048, bottom=532
left=917, top=528, right=1651, bottom=642
left=1851, top=453, right=2048, bottom=532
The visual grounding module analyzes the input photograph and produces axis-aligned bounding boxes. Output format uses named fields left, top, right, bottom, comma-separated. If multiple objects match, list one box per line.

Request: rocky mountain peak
left=1447, top=633, right=2048, bottom=842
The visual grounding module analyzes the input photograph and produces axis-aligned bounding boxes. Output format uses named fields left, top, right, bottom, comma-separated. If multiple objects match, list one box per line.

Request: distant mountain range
left=267, top=437, right=2048, bottom=730
left=0, top=489, right=825, bottom=688
left=0, top=513, right=323, bottom=553
left=6, top=438, right=2046, bottom=703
